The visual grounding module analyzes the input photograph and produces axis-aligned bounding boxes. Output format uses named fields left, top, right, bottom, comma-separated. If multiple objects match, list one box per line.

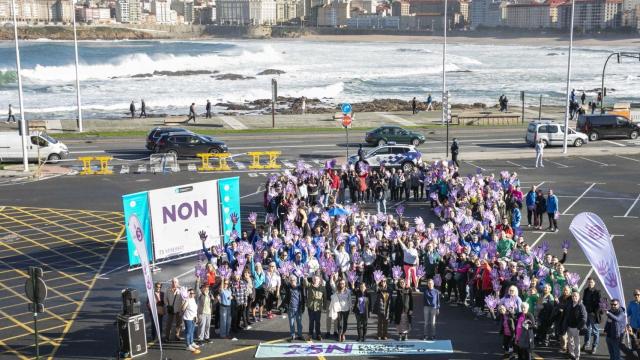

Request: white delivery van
left=0, top=132, right=69, bottom=163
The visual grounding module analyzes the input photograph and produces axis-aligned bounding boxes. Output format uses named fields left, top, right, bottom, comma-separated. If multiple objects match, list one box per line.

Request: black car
left=364, top=125, right=426, bottom=146
left=146, top=127, right=192, bottom=150
left=154, top=133, right=228, bottom=157
left=577, top=114, right=640, bottom=141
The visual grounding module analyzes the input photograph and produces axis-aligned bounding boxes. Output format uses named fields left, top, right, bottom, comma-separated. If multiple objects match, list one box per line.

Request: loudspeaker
left=122, top=288, right=141, bottom=316
left=117, top=314, right=147, bottom=358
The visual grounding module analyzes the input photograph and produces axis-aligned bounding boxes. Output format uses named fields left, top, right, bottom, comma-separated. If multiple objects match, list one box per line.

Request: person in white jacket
left=334, top=243, right=351, bottom=276
left=535, top=138, right=545, bottom=168
left=329, top=274, right=352, bottom=342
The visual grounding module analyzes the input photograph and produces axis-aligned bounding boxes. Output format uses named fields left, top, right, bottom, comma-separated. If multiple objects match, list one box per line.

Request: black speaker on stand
left=122, top=288, right=141, bottom=316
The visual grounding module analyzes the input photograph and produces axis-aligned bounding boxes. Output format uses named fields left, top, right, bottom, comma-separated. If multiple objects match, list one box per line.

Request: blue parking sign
left=341, top=103, right=352, bottom=114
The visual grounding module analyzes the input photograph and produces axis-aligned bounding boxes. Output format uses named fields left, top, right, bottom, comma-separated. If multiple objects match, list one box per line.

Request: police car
left=348, top=143, right=422, bottom=172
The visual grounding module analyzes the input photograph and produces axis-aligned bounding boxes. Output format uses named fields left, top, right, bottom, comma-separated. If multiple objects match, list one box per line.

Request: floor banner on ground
left=254, top=340, right=453, bottom=358
left=122, top=191, right=153, bottom=267
left=148, top=180, right=220, bottom=260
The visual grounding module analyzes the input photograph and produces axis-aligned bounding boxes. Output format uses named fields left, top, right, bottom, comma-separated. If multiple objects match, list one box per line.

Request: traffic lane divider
left=196, top=153, right=232, bottom=171
left=247, top=151, right=282, bottom=170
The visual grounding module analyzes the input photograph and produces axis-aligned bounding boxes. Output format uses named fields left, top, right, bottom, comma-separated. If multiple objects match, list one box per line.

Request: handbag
left=554, top=211, right=560, bottom=220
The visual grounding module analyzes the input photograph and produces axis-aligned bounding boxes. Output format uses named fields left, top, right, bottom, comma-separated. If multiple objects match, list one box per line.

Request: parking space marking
left=616, top=155, right=640, bottom=163
left=463, top=161, right=486, bottom=171
left=546, top=160, right=569, bottom=168
left=530, top=232, right=546, bottom=247
left=195, top=337, right=287, bottom=360
left=0, top=309, right=60, bottom=347
left=614, top=192, right=640, bottom=218
left=578, top=157, right=609, bottom=166
left=0, top=339, right=30, bottom=360
left=19, top=207, right=120, bottom=238
left=603, top=140, right=626, bottom=147
left=506, top=160, right=529, bottom=169
left=562, top=183, right=596, bottom=215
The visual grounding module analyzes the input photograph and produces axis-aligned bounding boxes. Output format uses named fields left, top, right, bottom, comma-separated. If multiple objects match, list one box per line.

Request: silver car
left=525, top=121, right=588, bottom=147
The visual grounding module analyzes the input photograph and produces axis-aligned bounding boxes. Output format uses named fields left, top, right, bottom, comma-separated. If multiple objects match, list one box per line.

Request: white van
left=0, top=132, right=69, bottom=163
left=525, top=120, right=588, bottom=148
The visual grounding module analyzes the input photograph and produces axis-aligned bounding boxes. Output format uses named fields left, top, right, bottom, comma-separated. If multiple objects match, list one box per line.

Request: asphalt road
left=1, top=129, right=640, bottom=360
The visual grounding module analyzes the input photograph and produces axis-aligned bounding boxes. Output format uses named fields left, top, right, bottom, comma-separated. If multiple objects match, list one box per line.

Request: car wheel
left=166, top=149, right=179, bottom=158
left=542, top=139, right=549, bottom=148
left=377, top=139, right=386, bottom=146
left=589, top=132, right=599, bottom=141
left=208, top=147, right=221, bottom=154
left=411, top=138, right=420, bottom=146
left=573, top=138, right=583, bottom=147
left=630, top=131, right=638, bottom=140
left=47, top=153, right=61, bottom=163
left=402, top=161, right=414, bottom=172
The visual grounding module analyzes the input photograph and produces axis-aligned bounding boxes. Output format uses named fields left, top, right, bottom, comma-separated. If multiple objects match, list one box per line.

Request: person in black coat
left=582, top=278, right=602, bottom=353
left=352, top=282, right=371, bottom=341
left=392, top=279, right=413, bottom=341
left=562, top=291, right=588, bottom=360
left=534, top=189, right=547, bottom=230
left=373, top=279, right=392, bottom=340
left=497, top=305, right=516, bottom=357
left=515, top=302, right=537, bottom=360
left=450, top=138, right=460, bottom=167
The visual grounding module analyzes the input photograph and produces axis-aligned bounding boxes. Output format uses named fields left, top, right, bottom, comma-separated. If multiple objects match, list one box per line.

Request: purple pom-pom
left=373, top=270, right=385, bottom=284
left=485, top=294, right=499, bottom=311
left=248, top=212, right=258, bottom=223
left=396, top=205, right=405, bottom=217
left=392, top=265, right=403, bottom=280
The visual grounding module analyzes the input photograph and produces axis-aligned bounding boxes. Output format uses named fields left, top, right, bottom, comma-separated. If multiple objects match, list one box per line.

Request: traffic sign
left=25, top=277, right=47, bottom=304
left=341, top=103, right=352, bottom=114
left=342, top=114, right=352, bottom=127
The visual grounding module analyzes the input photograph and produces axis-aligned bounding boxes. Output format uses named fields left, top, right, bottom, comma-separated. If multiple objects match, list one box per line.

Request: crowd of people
left=145, top=159, right=638, bottom=360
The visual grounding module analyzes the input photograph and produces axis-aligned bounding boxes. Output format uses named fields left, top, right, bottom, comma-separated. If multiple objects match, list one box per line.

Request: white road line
left=234, top=144, right=336, bottom=150
left=463, top=161, right=486, bottom=171
left=622, top=193, right=640, bottom=217
left=616, top=155, right=640, bottom=163
left=120, top=165, right=129, bottom=174
left=536, top=181, right=546, bottom=188
left=187, top=163, right=197, bottom=172
left=531, top=232, right=546, bottom=247
left=312, top=159, right=324, bottom=165
left=69, top=150, right=107, bottom=154
left=562, top=183, right=596, bottom=215
left=603, top=139, right=626, bottom=147
left=218, top=115, right=248, bottom=130
left=547, top=160, right=569, bottom=168
left=234, top=161, right=247, bottom=170
left=578, top=157, right=609, bottom=166
left=578, top=269, right=594, bottom=291
left=137, top=164, right=147, bottom=173
left=377, top=112, right=417, bottom=126
left=281, top=161, right=295, bottom=168
left=506, top=160, right=528, bottom=169
left=240, top=189, right=264, bottom=199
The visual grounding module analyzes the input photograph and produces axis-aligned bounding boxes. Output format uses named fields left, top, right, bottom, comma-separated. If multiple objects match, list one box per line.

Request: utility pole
left=11, top=0, right=28, bottom=172
left=562, top=0, right=575, bottom=154
left=72, top=5, right=83, bottom=132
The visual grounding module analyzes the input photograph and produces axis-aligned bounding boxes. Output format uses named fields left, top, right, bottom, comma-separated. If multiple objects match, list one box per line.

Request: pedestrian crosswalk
left=71, top=158, right=331, bottom=176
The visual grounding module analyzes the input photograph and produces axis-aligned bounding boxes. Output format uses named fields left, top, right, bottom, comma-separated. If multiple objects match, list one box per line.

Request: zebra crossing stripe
left=137, top=164, right=147, bottom=173
left=282, top=161, right=295, bottom=168
left=234, top=161, right=247, bottom=170
left=120, top=165, right=129, bottom=174
left=187, top=163, right=197, bottom=172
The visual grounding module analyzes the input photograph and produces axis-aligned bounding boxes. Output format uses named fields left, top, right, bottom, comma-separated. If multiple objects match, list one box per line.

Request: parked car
left=577, top=114, right=640, bottom=141
left=154, top=133, right=228, bottom=157
left=525, top=120, right=588, bottom=147
left=0, top=132, right=68, bottom=163
left=364, top=125, right=426, bottom=146
left=348, top=144, right=422, bottom=172
left=146, top=127, right=192, bottom=150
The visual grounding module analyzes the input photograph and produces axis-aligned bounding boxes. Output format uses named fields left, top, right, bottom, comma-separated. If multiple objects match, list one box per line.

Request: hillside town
left=0, top=0, right=639, bottom=32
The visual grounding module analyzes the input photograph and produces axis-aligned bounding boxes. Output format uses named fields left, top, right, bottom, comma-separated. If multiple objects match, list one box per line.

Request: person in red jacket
left=473, top=259, right=493, bottom=317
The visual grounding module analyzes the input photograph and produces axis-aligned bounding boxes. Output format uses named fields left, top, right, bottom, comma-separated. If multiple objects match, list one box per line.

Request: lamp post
left=441, top=0, right=447, bottom=127
left=72, top=4, right=83, bottom=132
left=11, top=0, right=28, bottom=172
left=562, top=0, right=575, bottom=154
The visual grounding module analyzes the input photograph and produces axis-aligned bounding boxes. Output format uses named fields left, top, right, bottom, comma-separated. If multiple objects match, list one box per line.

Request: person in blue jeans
left=546, top=189, right=559, bottom=232
left=181, top=289, right=199, bottom=353
left=604, top=299, right=626, bottom=360
left=218, top=279, right=233, bottom=339
left=582, top=278, right=602, bottom=354
left=284, top=274, right=305, bottom=342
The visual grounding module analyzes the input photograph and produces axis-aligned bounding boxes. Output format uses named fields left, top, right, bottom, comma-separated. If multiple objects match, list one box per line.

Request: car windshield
left=40, top=133, right=58, bottom=144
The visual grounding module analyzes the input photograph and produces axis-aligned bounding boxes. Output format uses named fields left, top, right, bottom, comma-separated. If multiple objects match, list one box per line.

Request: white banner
left=127, top=214, right=162, bottom=352
left=149, top=180, right=221, bottom=260
left=569, top=212, right=625, bottom=305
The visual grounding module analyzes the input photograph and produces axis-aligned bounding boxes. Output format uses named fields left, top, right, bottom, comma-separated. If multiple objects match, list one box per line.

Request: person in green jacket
left=304, top=275, right=326, bottom=341
left=497, top=236, right=516, bottom=258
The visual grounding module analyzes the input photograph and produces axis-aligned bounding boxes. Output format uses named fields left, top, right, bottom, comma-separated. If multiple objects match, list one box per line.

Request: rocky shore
left=0, top=26, right=155, bottom=40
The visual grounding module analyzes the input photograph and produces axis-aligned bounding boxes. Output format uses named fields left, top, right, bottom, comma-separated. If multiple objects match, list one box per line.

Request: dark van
left=576, top=114, right=640, bottom=141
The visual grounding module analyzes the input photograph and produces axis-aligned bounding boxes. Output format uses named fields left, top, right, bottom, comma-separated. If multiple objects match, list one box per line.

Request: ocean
left=0, top=39, right=638, bottom=120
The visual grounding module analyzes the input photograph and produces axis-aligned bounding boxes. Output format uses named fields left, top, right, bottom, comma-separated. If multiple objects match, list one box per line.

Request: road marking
left=137, top=164, right=147, bottom=173
left=377, top=112, right=417, bottom=126
left=562, top=183, right=596, bottom=215
left=120, top=164, right=129, bottom=174
left=616, top=155, right=640, bottom=163
left=195, top=338, right=288, bottom=360
left=234, top=144, right=336, bottom=150
left=463, top=161, right=486, bottom=171
left=188, top=163, right=197, bottom=171
left=603, top=139, right=626, bottom=147
left=234, top=161, right=247, bottom=170
left=218, top=115, right=248, bottom=130
left=46, top=226, right=124, bottom=360
left=546, top=160, right=569, bottom=168
left=578, top=157, right=609, bottom=166
left=618, top=192, right=640, bottom=218
left=578, top=268, right=595, bottom=291
left=281, top=160, right=295, bottom=168
left=506, top=160, right=528, bottom=169
left=531, top=232, right=546, bottom=247
left=240, top=189, right=264, bottom=199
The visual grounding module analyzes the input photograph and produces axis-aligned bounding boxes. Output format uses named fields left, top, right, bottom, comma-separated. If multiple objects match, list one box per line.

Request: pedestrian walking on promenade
left=412, top=97, right=417, bottom=115
left=181, top=288, right=200, bottom=353
left=187, top=103, right=196, bottom=123
left=206, top=100, right=212, bottom=118
left=604, top=299, right=626, bottom=360
left=535, top=139, right=544, bottom=168
left=6, top=104, right=15, bottom=122
left=165, top=278, right=184, bottom=342
left=450, top=138, right=460, bottom=167
left=426, top=93, right=433, bottom=111
left=581, top=92, right=586, bottom=105
left=140, top=99, right=147, bottom=118
left=422, top=278, right=440, bottom=340
left=129, top=101, right=136, bottom=119
left=546, top=189, right=559, bottom=232
left=301, top=97, right=306, bottom=115
left=563, top=290, right=587, bottom=360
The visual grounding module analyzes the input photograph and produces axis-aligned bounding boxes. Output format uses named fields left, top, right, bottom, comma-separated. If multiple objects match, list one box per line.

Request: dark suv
left=146, top=127, right=192, bottom=150
left=155, top=133, right=228, bottom=157
left=577, top=114, right=640, bottom=141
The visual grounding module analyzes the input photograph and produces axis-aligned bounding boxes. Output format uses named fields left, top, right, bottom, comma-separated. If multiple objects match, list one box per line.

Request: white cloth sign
left=148, top=180, right=221, bottom=260
left=569, top=212, right=625, bottom=305
left=128, top=214, right=162, bottom=352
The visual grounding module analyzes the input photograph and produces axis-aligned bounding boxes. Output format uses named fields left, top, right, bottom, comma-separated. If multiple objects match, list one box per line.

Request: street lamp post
left=72, top=5, right=83, bottom=132
left=441, top=0, right=447, bottom=127
left=11, top=0, right=28, bottom=172
left=562, top=0, right=575, bottom=154
left=600, top=52, right=621, bottom=114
